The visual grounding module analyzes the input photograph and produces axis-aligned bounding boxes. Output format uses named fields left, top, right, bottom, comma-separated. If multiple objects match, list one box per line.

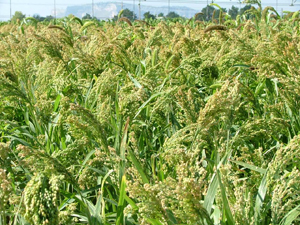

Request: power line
left=0, top=0, right=299, bottom=5
left=1, top=0, right=300, bottom=7
left=1, top=0, right=298, bottom=21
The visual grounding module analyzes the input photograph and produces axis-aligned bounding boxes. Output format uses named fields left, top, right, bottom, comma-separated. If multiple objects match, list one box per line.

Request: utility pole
left=121, top=0, right=123, bottom=9
left=92, top=0, right=94, bottom=18
left=139, top=0, right=141, bottom=19
left=10, top=0, right=12, bottom=20
left=206, top=0, right=208, bottom=20
left=133, top=0, right=135, bottom=19
left=138, top=0, right=146, bottom=20
left=276, top=0, right=278, bottom=11
left=54, top=0, right=56, bottom=20
left=168, top=0, right=170, bottom=15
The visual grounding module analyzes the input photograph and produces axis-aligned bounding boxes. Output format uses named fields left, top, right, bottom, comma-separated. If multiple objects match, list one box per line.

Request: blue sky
left=0, top=0, right=299, bottom=20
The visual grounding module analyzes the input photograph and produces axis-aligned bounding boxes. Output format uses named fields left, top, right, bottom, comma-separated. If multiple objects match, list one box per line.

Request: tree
left=243, top=0, right=261, bottom=9
left=166, top=11, right=180, bottom=19
left=82, top=13, right=92, bottom=20
left=33, top=14, right=46, bottom=22
left=11, top=11, right=25, bottom=23
left=44, top=15, right=54, bottom=22
left=114, top=8, right=136, bottom=21
left=240, top=4, right=252, bottom=18
left=200, top=5, right=227, bottom=21
left=144, top=11, right=155, bottom=20
left=158, top=12, right=164, bottom=17
left=215, top=7, right=227, bottom=20
left=122, top=8, right=137, bottom=21
left=82, top=13, right=98, bottom=20
left=228, top=6, right=239, bottom=19
left=201, top=5, right=215, bottom=21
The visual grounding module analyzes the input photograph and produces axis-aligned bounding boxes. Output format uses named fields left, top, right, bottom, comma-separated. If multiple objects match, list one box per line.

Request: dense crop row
left=1, top=6, right=300, bottom=225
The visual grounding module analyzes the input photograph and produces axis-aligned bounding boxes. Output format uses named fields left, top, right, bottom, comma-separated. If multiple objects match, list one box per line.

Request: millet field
left=1, top=2, right=300, bottom=225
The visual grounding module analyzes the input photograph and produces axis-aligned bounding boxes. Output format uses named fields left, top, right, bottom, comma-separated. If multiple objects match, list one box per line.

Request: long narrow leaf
left=116, top=175, right=126, bottom=225
left=204, top=173, right=219, bottom=214
left=119, top=117, right=129, bottom=183
left=128, top=72, right=142, bottom=89
left=134, top=92, right=164, bottom=119
left=230, top=160, right=266, bottom=174
left=254, top=170, right=269, bottom=223
left=53, top=94, right=61, bottom=112
left=124, top=195, right=138, bottom=211
left=217, top=171, right=235, bottom=225
left=280, top=205, right=300, bottom=225
left=128, top=148, right=149, bottom=184
left=145, top=218, right=164, bottom=225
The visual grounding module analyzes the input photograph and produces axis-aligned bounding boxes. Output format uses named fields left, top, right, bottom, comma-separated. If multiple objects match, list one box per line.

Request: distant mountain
left=65, top=2, right=199, bottom=19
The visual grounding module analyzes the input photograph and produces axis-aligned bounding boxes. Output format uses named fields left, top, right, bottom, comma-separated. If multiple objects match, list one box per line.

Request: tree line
left=9, top=4, right=253, bottom=23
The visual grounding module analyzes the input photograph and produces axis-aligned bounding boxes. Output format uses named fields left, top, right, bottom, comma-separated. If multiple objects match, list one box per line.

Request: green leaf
left=116, top=175, right=126, bottom=225
left=204, top=173, right=219, bottom=214
left=80, top=21, right=97, bottom=32
left=134, top=92, right=163, bottom=119
left=232, top=64, right=251, bottom=68
left=166, top=209, right=178, bottom=224
left=128, top=72, right=142, bottom=89
left=152, top=48, right=158, bottom=67
left=124, top=195, right=138, bottom=211
left=128, top=148, right=149, bottom=184
left=165, top=55, right=175, bottom=71
left=266, top=78, right=274, bottom=94
left=54, top=94, right=61, bottom=112
left=254, top=169, right=268, bottom=222
left=280, top=205, right=300, bottom=225
left=145, top=218, right=164, bottom=225
left=70, top=16, right=83, bottom=26
left=94, top=195, right=103, bottom=222
left=209, top=83, right=223, bottom=90
left=210, top=3, right=222, bottom=11
left=230, top=160, right=266, bottom=174
left=71, top=214, right=88, bottom=223
left=211, top=205, right=221, bottom=224
left=5, top=135, right=30, bottom=146
left=29, top=121, right=36, bottom=134
left=24, top=110, right=30, bottom=126
left=255, top=81, right=265, bottom=96
left=118, top=9, right=124, bottom=19
left=217, top=171, right=235, bottom=225
left=119, top=117, right=129, bottom=183
left=77, top=149, right=96, bottom=176
left=272, top=78, right=279, bottom=97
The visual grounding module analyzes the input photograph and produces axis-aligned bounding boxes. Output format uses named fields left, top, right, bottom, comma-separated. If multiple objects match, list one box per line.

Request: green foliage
left=166, top=11, right=181, bottom=19
left=1, top=7, right=300, bottom=225
left=228, top=6, right=240, bottom=19
left=114, top=8, right=137, bottom=21
left=144, top=11, right=156, bottom=20
left=82, top=13, right=92, bottom=20
left=11, top=11, right=25, bottom=23
left=158, top=12, right=164, bottom=17
left=82, top=13, right=98, bottom=21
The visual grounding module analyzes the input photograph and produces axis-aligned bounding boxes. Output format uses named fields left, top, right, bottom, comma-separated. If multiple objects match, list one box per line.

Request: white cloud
left=93, top=3, right=118, bottom=19
left=52, top=8, right=65, bottom=18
